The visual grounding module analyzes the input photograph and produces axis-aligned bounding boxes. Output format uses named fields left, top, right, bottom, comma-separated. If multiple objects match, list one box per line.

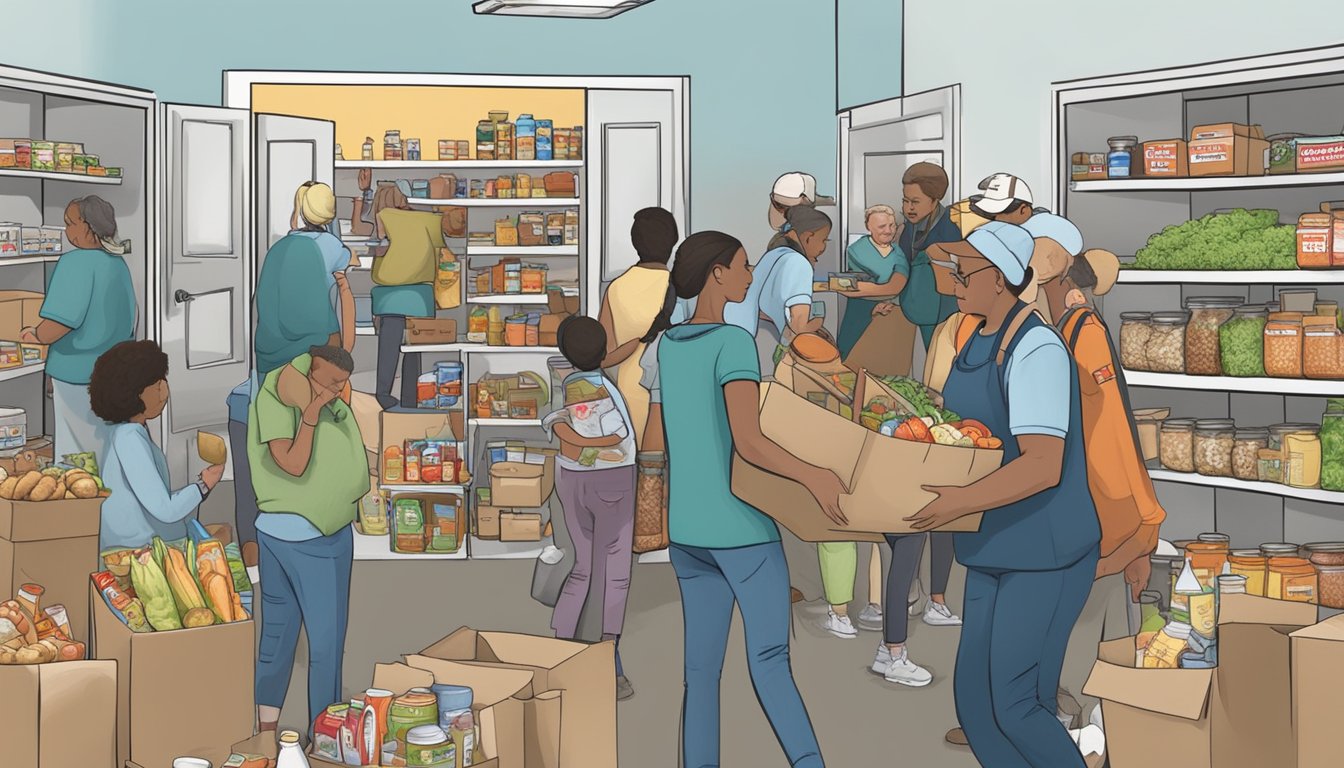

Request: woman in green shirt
left=836, top=204, right=907, bottom=357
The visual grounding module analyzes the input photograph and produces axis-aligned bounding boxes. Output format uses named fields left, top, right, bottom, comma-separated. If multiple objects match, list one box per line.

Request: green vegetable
left=1126, top=209, right=1297, bottom=271
left=1219, top=315, right=1266, bottom=377
left=1322, top=401, right=1344, bottom=492
left=62, top=452, right=100, bottom=477
left=129, top=549, right=182, bottom=631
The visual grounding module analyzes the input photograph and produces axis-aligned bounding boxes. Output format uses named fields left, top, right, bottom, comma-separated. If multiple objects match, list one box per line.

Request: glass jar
left=1193, top=419, right=1236, bottom=477
left=1322, top=399, right=1344, bottom=491
left=1302, top=542, right=1344, bottom=561
left=1261, top=542, right=1301, bottom=558
left=1228, top=550, right=1268, bottom=596
left=1283, top=427, right=1322, bottom=489
left=1219, top=305, right=1268, bottom=377
left=1268, top=557, right=1317, bottom=603
left=1303, top=316, right=1344, bottom=379
left=1116, top=311, right=1153, bottom=371
left=1317, top=564, right=1344, bottom=609
left=1232, top=427, right=1269, bottom=481
left=1147, top=312, right=1189, bottom=374
left=1138, top=591, right=1166, bottom=633
left=1258, top=448, right=1283, bottom=483
left=1264, top=312, right=1304, bottom=378
left=1107, top=135, right=1139, bottom=179
left=1197, top=532, right=1231, bottom=546
left=1185, top=297, right=1241, bottom=375
left=1186, top=540, right=1230, bottom=590
left=1317, top=300, right=1339, bottom=320
left=1160, top=418, right=1196, bottom=472
left=1270, top=422, right=1318, bottom=451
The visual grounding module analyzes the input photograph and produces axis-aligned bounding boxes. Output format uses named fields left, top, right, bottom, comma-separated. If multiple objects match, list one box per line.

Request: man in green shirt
left=248, top=345, right=369, bottom=735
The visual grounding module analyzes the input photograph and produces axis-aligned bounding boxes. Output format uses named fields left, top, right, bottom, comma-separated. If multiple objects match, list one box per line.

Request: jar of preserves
left=1322, top=399, right=1344, bottom=492
left=1284, top=427, right=1322, bottom=489
left=1270, top=422, right=1318, bottom=451
left=1107, top=136, right=1139, bottom=178
left=1119, top=312, right=1153, bottom=371
left=1228, top=550, right=1268, bottom=596
left=1232, top=427, right=1269, bottom=481
left=1186, top=540, right=1229, bottom=590
left=1147, top=312, right=1189, bottom=374
left=1160, top=418, right=1196, bottom=472
left=1303, top=315, right=1344, bottom=379
left=1193, top=419, right=1236, bottom=477
left=1258, top=448, right=1282, bottom=483
left=1197, top=532, right=1231, bottom=546
left=1185, top=297, right=1241, bottom=375
left=1219, top=305, right=1268, bottom=377
left=1268, top=557, right=1317, bottom=603
left=1261, top=542, right=1301, bottom=558
left=1264, top=312, right=1304, bottom=378
left=1317, top=564, right=1344, bottom=609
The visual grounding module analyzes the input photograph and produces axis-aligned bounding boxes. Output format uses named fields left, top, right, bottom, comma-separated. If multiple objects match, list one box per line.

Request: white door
left=159, top=104, right=252, bottom=485
left=586, top=87, right=688, bottom=314
left=253, top=113, right=336, bottom=275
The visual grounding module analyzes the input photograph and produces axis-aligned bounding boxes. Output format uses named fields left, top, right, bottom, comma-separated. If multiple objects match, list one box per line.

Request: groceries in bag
left=0, top=582, right=86, bottom=664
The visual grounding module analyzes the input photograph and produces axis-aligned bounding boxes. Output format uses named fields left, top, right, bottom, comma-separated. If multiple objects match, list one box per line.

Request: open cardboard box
left=379, top=409, right=467, bottom=483
left=1084, top=595, right=1314, bottom=768
left=0, top=496, right=103, bottom=643
left=0, top=289, right=43, bottom=341
left=489, top=451, right=556, bottom=508
left=0, top=660, right=117, bottom=768
left=730, top=382, right=996, bottom=542
left=1291, top=612, right=1344, bottom=767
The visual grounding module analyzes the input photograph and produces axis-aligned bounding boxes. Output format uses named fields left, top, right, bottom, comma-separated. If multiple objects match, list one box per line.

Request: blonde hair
left=864, top=204, right=897, bottom=227
left=293, top=182, right=337, bottom=229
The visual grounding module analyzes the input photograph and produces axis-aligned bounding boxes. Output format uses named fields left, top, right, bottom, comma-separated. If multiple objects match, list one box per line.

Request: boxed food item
left=1268, top=133, right=1304, bottom=174
left=0, top=407, right=24, bottom=451
left=404, top=317, right=457, bottom=345
left=1298, top=211, right=1333, bottom=269
left=0, top=222, right=19, bottom=256
left=489, top=453, right=556, bottom=508
left=0, top=660, right=116, bottom=768
left=1188, top=123, right=1269, bottom=177
left=538, top=313, right=566, bottom=346
left=0, top=486, right=102, bottom=643
left=499, top=511, right=543, bottom=542
left=518, top=212, right=547, bottom=247
left=29, top=142, right=54, bottom=172
left=379, top=411, right=465, bottom=485
left=0, top=290, right=43, bottom=341
left=1296, top=136, right=1344, bottom=174
left=494, top=217, right=518, bottom=247
left=475, top=501, right=502, bottom=540
left=1142, top=139, right=1189, bottom=177
left=1071, top=151, right=1108, bottom=181
left=1292, top=613, right=1344, bottom=768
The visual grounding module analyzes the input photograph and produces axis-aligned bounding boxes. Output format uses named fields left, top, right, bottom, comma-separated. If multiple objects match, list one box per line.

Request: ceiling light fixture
left=472, top=0, right=655, bottom=20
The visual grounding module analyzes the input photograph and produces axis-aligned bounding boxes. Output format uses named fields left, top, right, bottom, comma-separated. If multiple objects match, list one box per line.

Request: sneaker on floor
left=822, top=610, right=858, bottom=639
left=923, top=601, right=962, bottom=627
left=870, top=643, right=893, bottom=675
left=945, top=727, right=969, bottom=747
left=616, top=675, right=635, bottom=701
left=881, top=646, right=933, bottom=688
left=857, top=603, right=883, bottom=630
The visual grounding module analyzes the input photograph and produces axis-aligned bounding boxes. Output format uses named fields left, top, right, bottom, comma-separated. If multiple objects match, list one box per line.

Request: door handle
left=174, top=289, right=196, bottom=304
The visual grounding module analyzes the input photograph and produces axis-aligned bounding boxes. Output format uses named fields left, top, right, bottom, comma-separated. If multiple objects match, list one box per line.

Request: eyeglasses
left=951, top=264, right=996, bottom=287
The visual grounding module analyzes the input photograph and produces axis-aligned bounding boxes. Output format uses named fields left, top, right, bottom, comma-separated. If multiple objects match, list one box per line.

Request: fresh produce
left=129, top=549, right=182, bottom=631
left=62, top=452, right=100, bottom=477
left=1128, top=209, right=1297, bottom=271
left=201, top=572, right=234, bottom=625
left=876, top=375, right=960, bottom=424
left=1219, top=312, right=1267, bottom=377
left=0, top=466, right=103, bottom=501
left=197, top=430, right=228, bottom=465
left=182, top=607, right=217, bottom=628
left=1322, top=400, right=1344, bottom=492
left=0, top=588, right=86, bottom=665
left=197, top=539, right=243, bottom=623
left=161, top=541, right=208, bottom=619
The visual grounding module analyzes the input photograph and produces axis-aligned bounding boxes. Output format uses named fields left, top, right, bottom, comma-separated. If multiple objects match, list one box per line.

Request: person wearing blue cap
left=905, top=221, right=1100, bottom=768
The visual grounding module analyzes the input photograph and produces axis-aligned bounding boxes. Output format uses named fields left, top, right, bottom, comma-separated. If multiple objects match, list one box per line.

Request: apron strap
left=995, top=303, right=1042, bottom=367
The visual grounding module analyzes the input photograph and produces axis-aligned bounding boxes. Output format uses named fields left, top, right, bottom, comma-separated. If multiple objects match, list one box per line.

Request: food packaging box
left=380, top=410, right=465, bottom=483
left=730, top=383, right=995, bottom=542
left=475, top=503, right=503, bottom=539
left=1291, top=613, right=1344, bottom=768
left=499, top=511, right=543, bottom=542
left=1295, top=136, right=1344, bottom=174
left=1188, top=123, right=1269, bottom=177
left=405, top=317, right=457, bottom=345
left=538, top=313, right=566, bottom=346
left=1280, top=288, right=1318, bottom=314
left=0, top=289, right=44, bottom=341
left=489, top=454, right=556, bottom=508
left=412, top=628, right=616, bottom=768
left=545, top=289, right=581, bottom=317
left=91, top=582, right=255, bottom=768
left=518, top=213, right=547, bottom=247
left=0, top=406, right=24, bottom=450
left=494, top=218, right=519, bottom=247
left=1142, top=140, right=1189, bottom=177
left=1085, top=595, right=1313, bottom=768
left=1132, top=408, right=1170, bottom=463
left=0, top=660, right=117, bottom=768
left=0, top=496, right=102, bottom=642
left=1070, top=151, right=1108, bottom=181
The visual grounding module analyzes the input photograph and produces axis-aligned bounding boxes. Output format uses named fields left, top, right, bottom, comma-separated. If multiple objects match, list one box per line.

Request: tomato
left=975, top=437, right=1003, bottom=450
left=893, top=422, right=917, bottom=441
left=903, top=417, right=931, bottom=442
left=959, top=419, right=991, bottom=437
left=960, top=426, right=985, bottom=442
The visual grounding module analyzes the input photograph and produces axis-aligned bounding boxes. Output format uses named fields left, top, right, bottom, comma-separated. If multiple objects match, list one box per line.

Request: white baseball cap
left=771, top=172, right=836, bottom=207
left=969, top=173, right=1034, bottom=215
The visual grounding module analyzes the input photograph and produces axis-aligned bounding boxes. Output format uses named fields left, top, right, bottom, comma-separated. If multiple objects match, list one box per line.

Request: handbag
left=530, top=546, right=571, bottom=607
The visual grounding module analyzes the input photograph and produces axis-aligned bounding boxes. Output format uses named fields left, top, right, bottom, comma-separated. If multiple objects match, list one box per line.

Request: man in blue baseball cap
left=904, top=221, right=1101, bottom=768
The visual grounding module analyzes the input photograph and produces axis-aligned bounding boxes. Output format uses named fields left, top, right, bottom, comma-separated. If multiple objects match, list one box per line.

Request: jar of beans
left=1194, top=419, right=1236, bottom=477
left=1264, top=312, right=1304, bottom=378
left=1148, top=312, right=1189, bottom=374
left=1303, top=315, right=1344, bottom=379
left=1119, top=312, right=1153, bottom=372
left=1160, top=418, right=1196, bottom=473
left=1185, top=297, right=1241, bottom=376
left=1232, top=427, right=1268, bottom=481
left=1309, top=545, right=1344, bottom=609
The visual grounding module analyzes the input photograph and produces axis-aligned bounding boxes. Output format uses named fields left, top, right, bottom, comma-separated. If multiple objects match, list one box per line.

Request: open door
left=253, top=113, right=336, bottom=275
left=159, top=104, right=252, bottom=485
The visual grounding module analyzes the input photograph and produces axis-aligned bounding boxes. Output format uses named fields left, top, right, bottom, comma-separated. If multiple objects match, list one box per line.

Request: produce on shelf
left=1321, top=400, right=1344, bottom=492
left=1128, top=209, right=1297, bottom=271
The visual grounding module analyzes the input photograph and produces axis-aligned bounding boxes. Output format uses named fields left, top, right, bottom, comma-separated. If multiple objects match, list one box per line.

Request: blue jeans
left=671, top=542, right=823, bottom=768
left=255, top=527, right=354, bottom=730
left=955, top=551, right=1098, bottom=768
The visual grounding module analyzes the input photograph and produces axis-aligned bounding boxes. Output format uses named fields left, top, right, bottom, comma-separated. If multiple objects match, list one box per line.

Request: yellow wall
left=251, top=85, right=586, bottom=160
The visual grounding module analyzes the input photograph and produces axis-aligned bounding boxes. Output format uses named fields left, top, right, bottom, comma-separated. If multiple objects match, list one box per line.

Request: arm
left=1099, top=523, right=1160, bottom=581
left=786, top=304, right=824, bottom=336
left=22, top=320, right=72, bottom=345
left=118, top=430, right=205, bottom=523
left=266, top=424, right=319, bottom=478
left=604, top=337, right=642, bottom=368
left=642, top=403, right=665, bottom=452
left=552, top=421, right=624, bottom=448
left=261, top=389, right=333, bottom=477
left=336, top=273, right=356, bottom=352
left=845, top=273, right=909, bottom=299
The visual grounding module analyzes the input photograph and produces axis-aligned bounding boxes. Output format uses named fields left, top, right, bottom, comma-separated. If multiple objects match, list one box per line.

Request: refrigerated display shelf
left=0, top=362, right=44, bottom=383
left=1147, top=464, right=1344, bottom=504
left=336, top=160, right=583, bottom=170
left=1071, top=172, right=1344, bottom=192
left=0, top=168, right=122, bottom=185
left=1117, top=269, right=1344, bottom=284
left=1122, top=370, right=1344, bottom=396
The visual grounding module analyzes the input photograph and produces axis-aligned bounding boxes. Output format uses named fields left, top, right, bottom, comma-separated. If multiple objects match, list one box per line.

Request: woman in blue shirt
left=905, top=222, right=1099, bottom=768
left=90, top=341, right=224, bottom=551
left=22, top=196, right=136, bottom=463
left=657, top=230, right=845, bottom=768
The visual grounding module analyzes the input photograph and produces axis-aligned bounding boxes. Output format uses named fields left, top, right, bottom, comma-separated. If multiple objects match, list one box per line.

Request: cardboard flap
left=491, top=462, right=543, bottom=481
left=420, top=626, right=478, bottom=659
left=525, top=690, right=563, bottom=768
left=477, top=631, right=587, bottom=669
left=1218, top=593, right=1317, bottom=627
left=1291, top=613, right=1344, bottom=642
left=403, top=654, right=535, bottom=704
left=371, top=661, right=435, bottom=694
left=757, top=383, right=865, bottom=488
left=1084, top=638, right=1212, bottom=721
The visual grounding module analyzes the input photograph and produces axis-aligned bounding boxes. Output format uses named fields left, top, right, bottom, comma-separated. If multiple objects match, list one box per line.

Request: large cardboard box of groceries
left=731, top=376, right=999, bottom=542
left=1084, top=595, right=1314, bottom=768
left=413, top=628, right=617, bottom=768
left=91, top=574, right=255, bottom=768
left=1290, top=612, right=1344, bottom=768
left=0, top=485, right=103, bottom=643
left=0, top=660, right=117, bottom=768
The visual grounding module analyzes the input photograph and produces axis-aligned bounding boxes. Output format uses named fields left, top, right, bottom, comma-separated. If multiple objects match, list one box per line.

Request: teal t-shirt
left=40, top=248, right=136, bottom=384
left=254, top=234, right=339, bottom=377
left=658, top=323, right=780, bottom=549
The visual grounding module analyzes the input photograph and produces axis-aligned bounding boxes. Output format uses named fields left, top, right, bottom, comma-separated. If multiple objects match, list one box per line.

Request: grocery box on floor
left=90, top=582, right=255, bottom=768
left=391, top=658, right=531, bottom=768
left=0, top=495, right=102, bottom=643
left=126, top=732, right=276, bottom=768
left=414, top=628, right=617, bottom=768
left=1290, top=612, right=1344, bottom=768
left=730, top=383, right=995, bottom=542
left=1084, top=595, right=1313, bottom=768
left=0, top=660, right=116, bottom=768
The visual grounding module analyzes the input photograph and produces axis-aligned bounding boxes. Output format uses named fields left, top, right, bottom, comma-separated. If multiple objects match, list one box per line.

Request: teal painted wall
left=837, top=0, right=902, bottom=110
left=4, top=0, right=837, bottom=252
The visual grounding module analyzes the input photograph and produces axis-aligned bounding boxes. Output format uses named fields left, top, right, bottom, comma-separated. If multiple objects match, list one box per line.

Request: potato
left=50, top=481, right=66, bottom=501
left=197, top=430, right=228, bottom=465
left=183, top=607, right=216, bottom=628
left=15, top=645, right=44, bottom=665
left=14, top=471, right=42, bottom=500
left=61, top=469, right=91, bottom=486
left=26, top=476, right=58, bottom=502
left=70, top=477, right=100, bottom=499
left=0, top=476, right=17, bottom=500
left=64, top=491, right=76, bottom=500
left=0, top=466, right=7, bottom=484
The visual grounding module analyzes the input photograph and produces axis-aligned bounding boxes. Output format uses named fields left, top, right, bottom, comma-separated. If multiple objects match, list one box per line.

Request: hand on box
left=19, top=327, right=38, bottom=344
left=1123, top=556, right=1151, bottom=602
left=872, top=302, right=896, bottom=317
left=905, top=485, right=971, bottom=531
left=200, top=463, right=225, bottom=491
left=803, top=467, right=848, bottom=527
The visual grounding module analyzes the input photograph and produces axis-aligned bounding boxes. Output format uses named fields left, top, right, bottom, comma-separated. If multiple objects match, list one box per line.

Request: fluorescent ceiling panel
left=472, top=0, right=655, bottom=19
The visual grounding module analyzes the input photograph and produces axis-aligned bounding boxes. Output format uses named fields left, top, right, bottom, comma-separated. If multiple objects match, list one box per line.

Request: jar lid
left=1268, top=312, right=1305, bottom=322
left=1301, top=542, right=1344, bottom=553
left=1161, top=418, right=1196, bottom=429
left=1229, top=549, right=1264, bottom=558
left=1258, top=448, right=1281, bottom=460
left=1185, top=296, right=1243, bottom=309
left=1303, top=315, right=1337, bottom=327
left=1107, top=135, right=1139, bottom=145
left=1269, top=556, right=1311, bottom=568
left=1259, top=543, right=1301, bottom=554
left=1233, top=304, right=1269, bottom=316
left=1120, top=311, right=1152, bottom=320
left=1234, top=427, right=1269, bottom=439
left=1197, top=532, right=1231, bottom=543
left=406, top=724, right=449, bottom=745
left=1195, top=419, right=1236, bottom=430
left=431, top=683, right=474, bottom=711
left=1270, top=422, right=1318, bottom=433
left=1151, top=311, right=1190, bottom=325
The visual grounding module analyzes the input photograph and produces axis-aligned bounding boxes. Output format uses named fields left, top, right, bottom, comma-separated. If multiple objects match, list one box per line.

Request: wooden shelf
left=1147, top=465, right=1344, bottom=504
left=1123, top=370, right=1344, bottom=396
left=0, top=362, right=43, bottom=383
left=0, top=168, right=122, bottom=185
left=336, top=160, right=583, bottom=170
left=407, top=198, right=580, bottom=208
left=1117, top=269, right=1344, bottom=284
left=1070, top=173, right=1344, bottom=192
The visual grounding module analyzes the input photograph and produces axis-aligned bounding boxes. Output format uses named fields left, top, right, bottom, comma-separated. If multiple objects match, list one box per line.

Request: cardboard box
left=379, top=410, right=466, bottom=483
left=546, top=289, right=580, bottom=317
left=387, top=658, right=531, bottom=768
left=91, top=583, right=255, bottom=768
left=1291, top=613, right=1344, bottom=767
left=476, top=503, right=503, bottom=539
left=0, top=289, right=43, bottom=341
left=489, top=455, right=555, bottom=508
left=730, top=383, right=995, bottom=542
left=499, top=511, right=543, bottom=542
left=416, top=629, right=617, bottom=768
left=126, top=732, right=276, bottom=768
left=1295, top=136, right=1344, bottom=174
left=1188, top=123, right=1269, bottom=177
left=0, top=496, right=102, bottom=642
left=405, top=317, right=458, bottom=345
left=1070, top=152, right=1108, bottom=181
left=1085, top=595, right=1313, bottom=768
left=538, top=313, right=566, bottom=347
left=1142, top=139, right=1189, bottom=177
left=0, top=660, right=117, bottom=768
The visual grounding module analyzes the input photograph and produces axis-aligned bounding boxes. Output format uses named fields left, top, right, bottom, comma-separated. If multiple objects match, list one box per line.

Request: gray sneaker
left=617, top=675, right=634, bottom=701
left=857, top=603, right=883, bottom=630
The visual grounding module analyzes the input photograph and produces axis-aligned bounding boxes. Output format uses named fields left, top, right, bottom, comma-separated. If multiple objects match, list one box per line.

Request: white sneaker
left=923, top=601, right=962, bottom=627
left=882, top=646, right=933, bottom=688
left=857, top=603, right=883, bottom=629
left=821, top=610, right=858, bottom=639
left=871, top=643, right=893, bottom=675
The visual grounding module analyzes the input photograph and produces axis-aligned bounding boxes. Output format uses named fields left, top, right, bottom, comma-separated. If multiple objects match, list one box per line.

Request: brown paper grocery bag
left=843, top=308, right=916, bottom=379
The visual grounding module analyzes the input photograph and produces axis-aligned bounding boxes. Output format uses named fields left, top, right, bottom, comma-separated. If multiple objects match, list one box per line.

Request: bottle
left=1142, top=621, right=1192, bottom=669
left=335, top=144, right=344, bottom=161
left=516, top=114, right=537, bottom=161
left=362, top=137, right=374, bottom=161
left=536, top=119, right=554, bottom=161
left=276, top=730, right=311, bottom=768
left=1171, top=557, right=1201, bottom=624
